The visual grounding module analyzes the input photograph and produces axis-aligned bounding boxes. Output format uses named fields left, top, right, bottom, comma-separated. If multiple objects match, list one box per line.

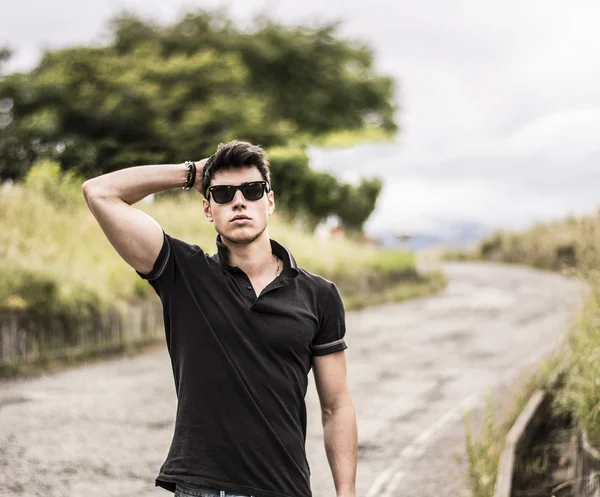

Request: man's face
left=203, top=166, right=275, bottom=245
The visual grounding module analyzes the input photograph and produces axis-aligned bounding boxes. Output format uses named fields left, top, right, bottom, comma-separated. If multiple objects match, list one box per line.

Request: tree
left=267, top=146, right=341, bottom=230
left=0, top=10, right=397, bottom=231
left=335, top=178, right=383, bottom=233
left=110, top=12, right=398, bottom=136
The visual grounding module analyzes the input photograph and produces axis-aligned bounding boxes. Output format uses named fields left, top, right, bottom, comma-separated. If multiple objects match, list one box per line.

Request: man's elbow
left=82, top=180, right=105, bottom=199
left=82, top=180, right=99, bottom=200
left=321, top=397, right=355, bottom=419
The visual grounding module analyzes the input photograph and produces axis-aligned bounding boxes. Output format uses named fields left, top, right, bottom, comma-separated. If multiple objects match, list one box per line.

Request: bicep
left=82, top=187, right=164, bottom=275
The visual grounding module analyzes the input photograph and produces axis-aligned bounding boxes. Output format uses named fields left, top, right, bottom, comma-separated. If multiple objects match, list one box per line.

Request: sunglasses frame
left=206, top=180, right=271, bottom=204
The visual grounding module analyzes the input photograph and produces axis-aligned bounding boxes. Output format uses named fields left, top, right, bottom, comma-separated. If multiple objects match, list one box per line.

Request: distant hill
left=370, top=220, right=493, bottom=251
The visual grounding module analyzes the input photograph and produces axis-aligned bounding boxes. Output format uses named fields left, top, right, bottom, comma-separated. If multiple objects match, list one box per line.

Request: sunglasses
left=206, top=181, right=270, bottom=204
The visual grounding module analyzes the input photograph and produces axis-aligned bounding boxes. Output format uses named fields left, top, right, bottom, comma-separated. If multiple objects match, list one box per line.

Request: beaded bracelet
left=182, top=161, right=197, bottom=190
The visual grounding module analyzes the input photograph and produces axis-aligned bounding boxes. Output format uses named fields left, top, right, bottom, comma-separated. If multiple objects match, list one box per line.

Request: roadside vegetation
left=0, top=10, right=450, bottom=376
left=455, top=211, right=600, bottom=496
left=0, top=10, right=398, bottom=235
left=464, top=357, right=561, bottom=497
left=0, top=160, right=445, bottom=319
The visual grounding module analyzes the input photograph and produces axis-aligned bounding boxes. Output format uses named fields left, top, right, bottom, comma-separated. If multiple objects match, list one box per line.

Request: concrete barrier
left=493, top=369, right=600, bottom=497
left=575, top=425, right=600, bottom=497
left=0, top=299, right=163, bottom=369
left=493, top=389, right=549, bottom=497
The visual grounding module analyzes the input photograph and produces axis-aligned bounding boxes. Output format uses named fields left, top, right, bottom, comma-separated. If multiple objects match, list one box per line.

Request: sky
left=2, top=0, right=600, bottom=236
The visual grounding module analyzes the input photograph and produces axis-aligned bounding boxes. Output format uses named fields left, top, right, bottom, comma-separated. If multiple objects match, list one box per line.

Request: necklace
left=275, top=256, right=281, bottom=277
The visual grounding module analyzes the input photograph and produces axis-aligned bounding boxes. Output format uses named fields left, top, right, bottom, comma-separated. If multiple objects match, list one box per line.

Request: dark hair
left=202, top=140, right=271, bottom=198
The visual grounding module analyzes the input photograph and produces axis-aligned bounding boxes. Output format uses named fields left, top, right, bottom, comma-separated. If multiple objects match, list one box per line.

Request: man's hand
left=193, top=158, right=209, bottom=194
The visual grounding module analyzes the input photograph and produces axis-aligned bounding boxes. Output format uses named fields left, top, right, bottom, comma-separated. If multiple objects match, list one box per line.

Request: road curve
left=0, top=262, right=583, bottom=497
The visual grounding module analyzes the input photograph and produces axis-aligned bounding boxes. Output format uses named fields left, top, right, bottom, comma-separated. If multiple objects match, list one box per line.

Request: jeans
left=175, top=483, right=255, bottom=497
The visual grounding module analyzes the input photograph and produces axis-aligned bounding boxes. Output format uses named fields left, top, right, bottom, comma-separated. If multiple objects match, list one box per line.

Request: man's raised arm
left=81, top=161, right=205, bottom=276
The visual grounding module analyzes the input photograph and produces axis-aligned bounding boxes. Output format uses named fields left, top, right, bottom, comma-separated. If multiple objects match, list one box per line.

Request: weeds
left=464, top=357, right=563, bottom=497
left=0, top=161, right=440, bottom=317
left=463, top=208, right=600, bottom=496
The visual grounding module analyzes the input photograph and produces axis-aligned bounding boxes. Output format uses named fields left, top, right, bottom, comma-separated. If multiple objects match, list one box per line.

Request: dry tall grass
left=0, top=161, right=441, bottom=318
left=478, top=211, right=600, bottom=272
left=464, top=209, right=600, bottom=496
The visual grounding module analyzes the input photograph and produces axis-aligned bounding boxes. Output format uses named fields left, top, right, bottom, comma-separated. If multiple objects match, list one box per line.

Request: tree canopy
left=0, top=10, right=398, bottom=232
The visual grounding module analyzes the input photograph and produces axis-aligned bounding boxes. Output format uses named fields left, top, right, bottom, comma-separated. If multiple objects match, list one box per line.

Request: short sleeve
left=135, top=231, right=202, bottom=299
left=311, top=282, right=348, bottom=356
left=136, top=231, right=171, bottom=281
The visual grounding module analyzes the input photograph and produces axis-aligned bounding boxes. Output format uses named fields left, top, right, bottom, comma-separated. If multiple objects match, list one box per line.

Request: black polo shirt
left=136, top=231, right=348, bottom=497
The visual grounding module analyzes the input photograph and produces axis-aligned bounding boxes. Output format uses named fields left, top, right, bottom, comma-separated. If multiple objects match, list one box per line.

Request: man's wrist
left=176, top=162, right=188, bottom=189
left=336, top=484, right=356, bottom=497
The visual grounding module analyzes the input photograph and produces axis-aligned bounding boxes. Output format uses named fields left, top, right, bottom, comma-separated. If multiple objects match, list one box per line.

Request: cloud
left=3, top=0, right=600, bottom=234
left=311, top=105, right=600, bottom=233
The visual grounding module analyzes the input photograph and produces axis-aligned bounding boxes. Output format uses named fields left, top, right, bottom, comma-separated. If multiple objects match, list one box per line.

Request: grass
left=447, top=209, right=600, bottom=273
left=0, top=161, right=446, bottom=375
left=553, top=270, right=600, bottom=447
left=464, top=356, right=563, bottom=497
left=0, top=338, right=165, bottom=379
left=341, top=269, right=447, bottom=310
left=461, top=208, right=600, bottom=496
left=0, top=161, right=426, bottom=313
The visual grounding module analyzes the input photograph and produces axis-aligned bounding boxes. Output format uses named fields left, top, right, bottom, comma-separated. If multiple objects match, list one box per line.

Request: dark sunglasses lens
left=212, top=187, right=235, bottom=204
left=242, top=182, right=265, bottom=200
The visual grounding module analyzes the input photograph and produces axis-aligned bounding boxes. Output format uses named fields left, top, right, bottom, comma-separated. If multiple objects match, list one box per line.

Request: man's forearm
left=322, top=404, right=358, bottom=497
left=82, top=163, right=189, bottom=205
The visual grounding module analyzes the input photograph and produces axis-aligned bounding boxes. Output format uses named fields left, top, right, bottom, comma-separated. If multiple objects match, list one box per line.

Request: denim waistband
left=176, top=482, right=255, bottom=497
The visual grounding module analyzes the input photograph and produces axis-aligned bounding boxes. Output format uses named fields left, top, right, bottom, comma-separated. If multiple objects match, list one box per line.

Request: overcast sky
left=3, top=0, right=600, bottom=235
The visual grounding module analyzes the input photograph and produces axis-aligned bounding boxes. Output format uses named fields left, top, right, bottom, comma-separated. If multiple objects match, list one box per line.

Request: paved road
left=0, top=262, right=583, bottom=497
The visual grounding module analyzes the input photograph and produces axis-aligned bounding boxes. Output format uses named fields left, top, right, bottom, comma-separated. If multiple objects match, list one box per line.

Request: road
left=0, top=262, right=583, bottom=497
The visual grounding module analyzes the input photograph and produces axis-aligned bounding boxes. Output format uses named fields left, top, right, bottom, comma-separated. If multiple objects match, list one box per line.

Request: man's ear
left=268, top=190, right=275, bottom=216
left=203, top=198, right=213, bottom=222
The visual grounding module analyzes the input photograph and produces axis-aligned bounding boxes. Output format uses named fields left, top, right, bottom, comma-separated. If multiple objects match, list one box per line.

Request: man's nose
left=231, top=188, right=247, bottom=207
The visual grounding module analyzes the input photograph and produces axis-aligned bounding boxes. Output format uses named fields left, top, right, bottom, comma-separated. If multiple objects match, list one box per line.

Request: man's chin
left=221, top=226, right=264, bottom=245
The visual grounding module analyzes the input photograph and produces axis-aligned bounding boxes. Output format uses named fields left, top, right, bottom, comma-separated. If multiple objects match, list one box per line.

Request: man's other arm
left=313, top=350, right=357, bottom=497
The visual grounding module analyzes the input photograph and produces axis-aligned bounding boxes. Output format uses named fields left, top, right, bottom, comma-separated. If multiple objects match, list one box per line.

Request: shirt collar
left=215, top=234, right=299, bottom=275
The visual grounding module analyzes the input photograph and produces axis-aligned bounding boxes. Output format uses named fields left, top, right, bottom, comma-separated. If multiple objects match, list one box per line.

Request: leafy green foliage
left=267, top=146, right=341, bottom=229
left=0, top=173, right=423, bottom=317
left=335, top=178, right=383, bottom=232
left=24, top=159, right=83, bottom=208
left=0, top=10, right=397, bottom=232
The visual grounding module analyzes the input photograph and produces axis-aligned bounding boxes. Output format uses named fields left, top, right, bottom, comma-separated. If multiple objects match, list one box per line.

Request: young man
left=81, top=140, right=357, bottom=497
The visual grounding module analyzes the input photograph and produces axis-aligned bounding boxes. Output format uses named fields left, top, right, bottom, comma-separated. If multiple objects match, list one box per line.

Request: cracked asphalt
left=0, top=262, right=583, bottom=497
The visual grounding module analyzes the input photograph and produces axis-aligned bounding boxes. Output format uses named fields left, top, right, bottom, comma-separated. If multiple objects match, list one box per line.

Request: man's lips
left=231, top=215, right=251, bottom=222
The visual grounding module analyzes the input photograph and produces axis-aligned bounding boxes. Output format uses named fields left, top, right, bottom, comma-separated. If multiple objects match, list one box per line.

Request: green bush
left=24, top=159, right=84, bottom=208
left=0, top=174, right=427, bottom=317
